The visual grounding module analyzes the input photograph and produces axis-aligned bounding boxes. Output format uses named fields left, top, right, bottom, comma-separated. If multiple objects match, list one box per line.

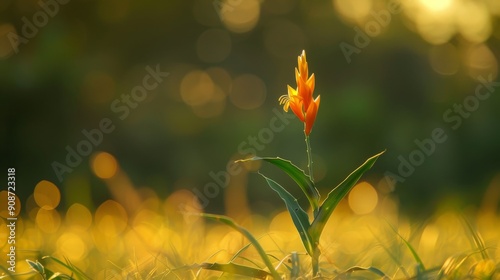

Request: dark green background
left=1, top=0, right=500, bottom=218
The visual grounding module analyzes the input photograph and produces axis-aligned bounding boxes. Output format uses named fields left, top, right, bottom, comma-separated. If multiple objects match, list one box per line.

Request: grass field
left=1, top=177, right=499, bottom=279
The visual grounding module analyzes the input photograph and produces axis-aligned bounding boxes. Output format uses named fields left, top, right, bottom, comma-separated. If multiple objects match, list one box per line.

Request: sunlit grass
left=1, top=179, right=499, bottom=279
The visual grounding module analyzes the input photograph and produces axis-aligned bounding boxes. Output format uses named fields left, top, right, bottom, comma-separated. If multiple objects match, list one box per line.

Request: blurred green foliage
left=1, top=0, right=500, bottom=217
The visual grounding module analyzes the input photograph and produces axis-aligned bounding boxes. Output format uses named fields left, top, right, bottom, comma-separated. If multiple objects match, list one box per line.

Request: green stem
left=305, top=131, right=320, bottom=277
left=311, top=244, right=320, bottom=277
left=305, top=133, right=314, bottom=182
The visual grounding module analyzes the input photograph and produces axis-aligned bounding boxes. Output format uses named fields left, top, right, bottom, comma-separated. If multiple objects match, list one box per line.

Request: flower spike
left=278, top=50, right=320, bottom=135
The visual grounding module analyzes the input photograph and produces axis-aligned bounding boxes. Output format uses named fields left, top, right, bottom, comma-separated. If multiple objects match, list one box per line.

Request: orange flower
left=279, top=50, right=320, bottom=135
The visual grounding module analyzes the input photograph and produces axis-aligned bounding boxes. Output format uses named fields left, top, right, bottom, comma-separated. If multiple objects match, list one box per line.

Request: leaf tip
left=234, top=156, right=262, bottom=164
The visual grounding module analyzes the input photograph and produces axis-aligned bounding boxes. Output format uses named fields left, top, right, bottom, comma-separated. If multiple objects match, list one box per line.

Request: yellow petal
left=287, top=85, right=298, bottom=97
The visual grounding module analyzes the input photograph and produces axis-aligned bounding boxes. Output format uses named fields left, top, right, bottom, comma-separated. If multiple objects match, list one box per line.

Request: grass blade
left=290, top=251, right=300, bottom=279
left=178, top=262, right=271, bottom=280
left=48, top=272, right=74, bottom=280
left=200, top=213, right=282, bottom=280
left=310, top=151, right=384, bottom=239
left=259, top=173, right=314, bottom=256
left=229, top=242, right=252, bottom=262
left=438, top=254, right=471, bottom=279
left=42, top=256, right=92, bottom=280
left=237, top=157, right=320, bottom=214
left=460, top=214, right=489, bottom=260
left=369, top=227, right=410, bottom=278
left=333, top=266, right=389, bottom=279
left=201, top=262, right=271, bottom=279
left=386, top=222, right=426, bottom=271
left=0, top=264, right=16, bottom=279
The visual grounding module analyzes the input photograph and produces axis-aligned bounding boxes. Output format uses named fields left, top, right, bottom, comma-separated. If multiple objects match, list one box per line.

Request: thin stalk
left=305, top=130, right=319, bottom=276
left=311, top=245, right=320, bottom=277
left=305, top=133, right=314, bottom=182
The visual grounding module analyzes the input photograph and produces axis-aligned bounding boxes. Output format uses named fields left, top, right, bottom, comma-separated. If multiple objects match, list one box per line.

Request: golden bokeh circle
left=221, top=0, right=261, bottom=33
left=57, top=232, right=87, bottom=261
left=36, top=208, right=61, bottom=233
left=0, top=23, right=17, bottom=59
left=66, top=203, right=93, bottom=230
left=95, top=200, right=128, bottom=237
left=0, top=191, right=21, bottom=218
left=34, top=180, right=61, bottom=210
left=91, top=152, right=118, bottom=179
left=348, top=181, right=378, bottom=215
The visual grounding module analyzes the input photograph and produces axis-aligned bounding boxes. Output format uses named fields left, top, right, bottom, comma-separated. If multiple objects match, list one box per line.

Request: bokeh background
left=1, top=0, right=500, bottom=221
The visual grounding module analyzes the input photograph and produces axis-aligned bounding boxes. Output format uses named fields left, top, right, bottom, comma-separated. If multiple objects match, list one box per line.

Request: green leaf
left=310, top=150, right=384, bottom=240
left=27, top=259, right=46, bottom=278
left=259, top=173, right=314, bottom=256
left=48, top=272, right=74, bottom=280
left=236, top=157, right=319, bottom=214
left=26, top=259, right=65, bottom=280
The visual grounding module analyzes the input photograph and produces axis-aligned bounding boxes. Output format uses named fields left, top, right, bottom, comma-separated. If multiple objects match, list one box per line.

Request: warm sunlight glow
left=91, top=152, right=118, bottom=179
left=34, top=180, right=61, bottom=210
left=57, top=232, right=87, bottom=261
left=220, top=0, right=260, bottom=33
left=36, top=208, right=61, bottom=233
left=348, top=181, right=378, bottom=215
left=457, top=1, right=491, bottom=43
left=403, top=0, right=495, bottom=45
left=419, top=224, right=439, bottom=253
left=333, top=0, right=372, bottom=22
left=0, top=191, right=21, bottom=218
left=66, top=203, right=93, bottom=230
left=181, top=70, right=215, bottom=107
left=466, top=44, right=498, bottom=79
left=94, top=200, right=128, bottom=237
left=419, top=0, right=452, bottom=12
